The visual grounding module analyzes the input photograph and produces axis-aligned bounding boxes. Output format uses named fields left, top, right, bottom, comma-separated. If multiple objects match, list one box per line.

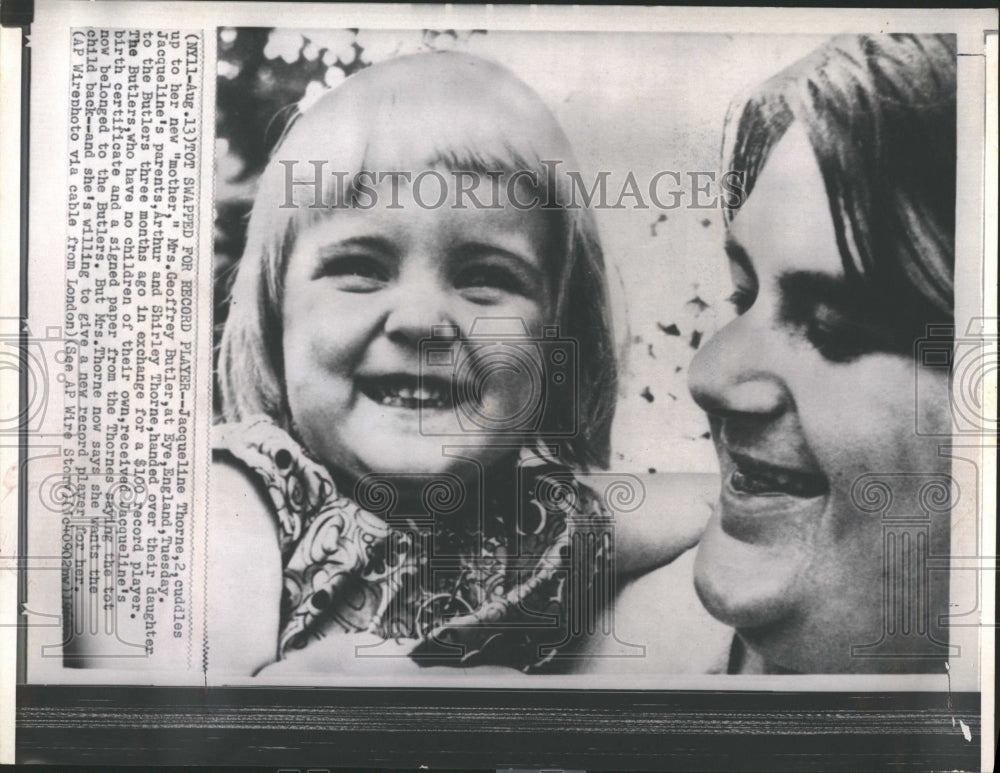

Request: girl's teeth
left=375, top=386, right=448, bottom=408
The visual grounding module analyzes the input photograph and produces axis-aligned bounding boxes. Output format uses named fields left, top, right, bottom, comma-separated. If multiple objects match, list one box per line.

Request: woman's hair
left=722, top=34, right=956, bottom=334
left=219, top=51, right=617, bottom=470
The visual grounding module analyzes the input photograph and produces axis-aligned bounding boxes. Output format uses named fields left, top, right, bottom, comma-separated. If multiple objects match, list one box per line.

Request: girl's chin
left=331, top=438, right=512, bottom=485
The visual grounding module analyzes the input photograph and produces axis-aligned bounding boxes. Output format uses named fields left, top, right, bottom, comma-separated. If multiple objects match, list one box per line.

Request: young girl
left=209, top=51, right=708, bottom=676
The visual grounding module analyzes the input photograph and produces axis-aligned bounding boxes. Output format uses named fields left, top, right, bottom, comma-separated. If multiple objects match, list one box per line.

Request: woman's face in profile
left=688, top=124, right=953, bottom=671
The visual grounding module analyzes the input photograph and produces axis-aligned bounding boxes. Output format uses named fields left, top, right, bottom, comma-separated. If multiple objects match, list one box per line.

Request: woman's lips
left=727, top=450, right=828, bottom=498
left=718, top=448, right=829, bottom=542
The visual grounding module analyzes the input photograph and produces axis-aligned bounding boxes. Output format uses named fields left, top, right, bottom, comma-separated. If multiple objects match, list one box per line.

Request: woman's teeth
left=730, top=466, right=827, bottom=498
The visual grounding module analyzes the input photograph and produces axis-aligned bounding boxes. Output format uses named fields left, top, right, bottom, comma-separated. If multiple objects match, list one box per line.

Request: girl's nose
left=382, top=278, right=458, bottom=345
left=687, top=314, right=790, bottom=419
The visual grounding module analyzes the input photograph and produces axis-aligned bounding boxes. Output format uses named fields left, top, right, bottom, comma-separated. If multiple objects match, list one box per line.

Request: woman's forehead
left=728, top=124, right=842, bottom=280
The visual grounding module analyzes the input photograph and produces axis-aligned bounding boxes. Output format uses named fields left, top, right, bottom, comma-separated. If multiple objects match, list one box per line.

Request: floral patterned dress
left=213, top=415, right=613, bottom=673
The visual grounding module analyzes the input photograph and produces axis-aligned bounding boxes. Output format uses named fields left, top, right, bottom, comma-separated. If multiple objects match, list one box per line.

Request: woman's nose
left=687, top=315, right=789, bottom=419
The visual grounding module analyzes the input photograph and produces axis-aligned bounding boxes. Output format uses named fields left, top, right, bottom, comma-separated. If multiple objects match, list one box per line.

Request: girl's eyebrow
left=453, top=241, right=545, bottom=276
left=315, top=235, right=396, bottom=256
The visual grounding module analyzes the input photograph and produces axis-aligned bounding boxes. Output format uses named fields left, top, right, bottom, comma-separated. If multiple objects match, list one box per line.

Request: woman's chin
left=692, top=509, right=804, bottom=631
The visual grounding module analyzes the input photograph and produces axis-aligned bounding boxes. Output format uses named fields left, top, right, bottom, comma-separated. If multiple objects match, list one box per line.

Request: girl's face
left=688, top=125, right=952, bottom=672
left=282, top=172, right=554, bottom=488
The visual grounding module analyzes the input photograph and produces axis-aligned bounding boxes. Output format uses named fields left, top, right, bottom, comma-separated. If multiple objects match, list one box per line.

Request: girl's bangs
left=267, top=53, right=575, bottom=218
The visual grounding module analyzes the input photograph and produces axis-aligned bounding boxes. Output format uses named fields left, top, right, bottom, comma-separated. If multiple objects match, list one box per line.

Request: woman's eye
left=725, top=286, right=756, bottom=315
left=317, top=255, right=389, bottom=291
left=804, top=307, right=878, bottom=363
left=455, top=265, right=527, bottom=301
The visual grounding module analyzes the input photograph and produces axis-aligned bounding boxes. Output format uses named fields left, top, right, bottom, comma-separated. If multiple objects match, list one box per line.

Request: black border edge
left=11, top=0, right=31, bottom=687
left=0, top=0, right=33, bottom=29
left=16, top=685, right=982, bottom=770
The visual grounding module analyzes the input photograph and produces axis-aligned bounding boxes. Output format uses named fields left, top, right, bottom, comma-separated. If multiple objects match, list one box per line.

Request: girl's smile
left=281, top=171, right=554, bottom=484
left=354, top=372, right=458, bottom=410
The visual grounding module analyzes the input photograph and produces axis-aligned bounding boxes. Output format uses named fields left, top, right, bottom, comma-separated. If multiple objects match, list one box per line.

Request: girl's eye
left=725, top=286, right=756, bottom=315
left=454, top=264, right=528, bottom=301
left=316, top=255, right=389, bottom=292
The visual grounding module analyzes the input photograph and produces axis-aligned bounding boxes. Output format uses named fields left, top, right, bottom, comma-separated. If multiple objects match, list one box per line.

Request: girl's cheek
left=510, top=296, right=551, bottom=333
left=453, top=298, right=546, bottom=337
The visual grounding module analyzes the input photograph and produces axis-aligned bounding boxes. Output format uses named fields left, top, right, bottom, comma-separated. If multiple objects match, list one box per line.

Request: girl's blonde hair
left=219, top=51, right=617, bottom=470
